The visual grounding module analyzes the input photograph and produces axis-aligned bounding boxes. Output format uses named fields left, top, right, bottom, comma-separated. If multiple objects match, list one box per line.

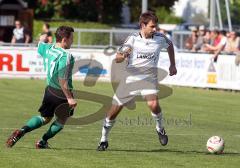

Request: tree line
left=23, top=0, right=179, bottom=24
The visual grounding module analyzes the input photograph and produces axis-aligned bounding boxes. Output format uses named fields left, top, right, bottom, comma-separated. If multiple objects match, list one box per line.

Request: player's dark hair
left=139, top=11, right=158, bottom=28
left=55, top=26, right=74, bottom=42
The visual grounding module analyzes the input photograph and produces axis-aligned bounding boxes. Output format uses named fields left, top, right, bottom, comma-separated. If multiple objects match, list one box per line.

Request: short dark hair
left=55, top=26, right=74, bottom=42
left=139, top=11, right=158, bottom=28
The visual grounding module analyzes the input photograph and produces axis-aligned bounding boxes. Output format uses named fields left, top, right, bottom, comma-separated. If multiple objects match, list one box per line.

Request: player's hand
left=169, top=65, right=177, bottom=76
left=123, top=52, right=130, bottom=58
left=39, top=34, right=47, bottom=42
left=67, top=98, right=77, bottom=109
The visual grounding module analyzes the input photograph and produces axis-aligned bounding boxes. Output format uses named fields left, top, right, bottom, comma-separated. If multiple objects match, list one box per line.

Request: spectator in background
left=185, top=27, right=198, bottom=50
left=192, top=25, right=206, bottom=52
left=203, top=29, right=211, bottom=45
left=40, top=23, right=53, bottom=43
left=224, top=31, right=240, bottom=53
left=203, top=30, right=227, bottom=62
left=11, top=20, right=31, bottom=44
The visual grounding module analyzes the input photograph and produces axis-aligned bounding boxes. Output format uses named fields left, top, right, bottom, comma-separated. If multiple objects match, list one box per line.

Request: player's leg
left=36, top=102, right=73, bottom=149
left=6, top=87, right=54, bottom=148
left=36, top=115, right=68, bottom=149
left=97, top=80, right=135, bottom=151
left=145, top=94, right=168, bottom=146
left=6, top=116, right=52, bottom=148
left=97, top=104, right=123, bottom=151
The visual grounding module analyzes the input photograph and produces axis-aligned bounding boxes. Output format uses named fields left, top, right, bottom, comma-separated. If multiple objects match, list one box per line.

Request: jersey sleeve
left=58, top=53, right=72, bottom=80
left=37, top=42, right=50, bottom=58
left=158, top=33, right=172, bottom=49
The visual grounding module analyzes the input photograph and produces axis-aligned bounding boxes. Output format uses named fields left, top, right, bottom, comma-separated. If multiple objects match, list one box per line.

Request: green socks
left=20, top=117, right=64, bottom=143
left=21, top=116, right=44, bottom=133
left=42, top=121, right=63, bottom=142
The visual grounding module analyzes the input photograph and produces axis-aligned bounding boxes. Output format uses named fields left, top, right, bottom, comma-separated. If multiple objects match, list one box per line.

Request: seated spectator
left=199, top=29, right=212, bottom=52
left=224, top=31, right=240, bottom=53
left=185, top=27, right=198, bottom=50
left=203, top=30, right=227, bottom=62
left=203, top=29, right=211, bottom=45
left=11, top=20, right=31, bottom=44
left=40, top=23, right=53, bottom=43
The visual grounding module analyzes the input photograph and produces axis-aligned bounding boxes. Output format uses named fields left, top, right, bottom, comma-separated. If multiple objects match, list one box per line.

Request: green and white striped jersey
left=38, top=42, right=75, bottom=90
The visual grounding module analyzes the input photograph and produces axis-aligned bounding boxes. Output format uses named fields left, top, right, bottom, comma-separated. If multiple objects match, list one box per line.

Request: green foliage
left=101, top=0, right=123, bottom=24
left=33, top=20, right=111, bottom=45
left=61, top=0, right=99, bottom=21
left=155, top=7, right=183, bottom=24
left=220, top=0, right=240, bottom=27
left=129, top=0, right=179, bottom=22
left=24, top=0, right=122, bottom=24
left=35, top=3, right=54, bottom=19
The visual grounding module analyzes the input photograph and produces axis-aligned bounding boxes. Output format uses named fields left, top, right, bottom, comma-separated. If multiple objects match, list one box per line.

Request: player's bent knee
left=56, top=117, right=68, bottom=125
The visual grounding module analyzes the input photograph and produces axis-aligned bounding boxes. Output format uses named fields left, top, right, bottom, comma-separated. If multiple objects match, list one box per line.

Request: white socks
left=151, top=112, right=163, bottom=132
left=100, top=118, right=115, bottom=142
left=100, top=113, right=163, bottom=142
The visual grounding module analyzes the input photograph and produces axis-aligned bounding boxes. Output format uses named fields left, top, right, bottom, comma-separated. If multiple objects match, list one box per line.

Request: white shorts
left=112, top=75, right=159, bottom=106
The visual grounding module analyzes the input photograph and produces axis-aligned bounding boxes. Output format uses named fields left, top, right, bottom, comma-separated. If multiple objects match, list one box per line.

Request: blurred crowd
left=2, top=20, right=240, bottom=64
left=184, top=25, right=240, bottom=62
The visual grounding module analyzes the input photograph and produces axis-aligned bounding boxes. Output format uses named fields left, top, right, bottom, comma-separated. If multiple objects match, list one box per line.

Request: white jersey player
left=97, top=11, right=177, bottom=151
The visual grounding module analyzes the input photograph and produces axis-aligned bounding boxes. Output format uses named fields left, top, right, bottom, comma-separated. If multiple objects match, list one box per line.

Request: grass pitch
left=0, top=79, right=239, bottom=168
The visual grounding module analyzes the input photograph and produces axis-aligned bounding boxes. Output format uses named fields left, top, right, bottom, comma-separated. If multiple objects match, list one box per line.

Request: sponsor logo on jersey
left=137, top=52, right=155, bottom=59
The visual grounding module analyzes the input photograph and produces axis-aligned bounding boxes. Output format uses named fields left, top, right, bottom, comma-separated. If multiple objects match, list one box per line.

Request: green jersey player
left=6, top=26, right=77, bottom=149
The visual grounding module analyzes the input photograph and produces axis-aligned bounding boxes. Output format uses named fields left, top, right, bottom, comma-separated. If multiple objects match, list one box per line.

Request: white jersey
left=113, top=32, right=172, bottom=104
left=121, top=32, right=172, bottom=69
left=13, top=27, right=24, bottom=40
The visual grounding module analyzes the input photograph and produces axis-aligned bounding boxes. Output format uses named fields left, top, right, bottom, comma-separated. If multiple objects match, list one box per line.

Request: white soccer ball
left=206, top=136, right=225, bottom=154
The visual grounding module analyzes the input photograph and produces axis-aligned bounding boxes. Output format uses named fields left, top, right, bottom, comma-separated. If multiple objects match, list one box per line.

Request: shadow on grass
left=150, top=149, right=240, bottom=156
left=17, top=146, right=239, bottom=156
left=103, top=148, right=240, bottom=156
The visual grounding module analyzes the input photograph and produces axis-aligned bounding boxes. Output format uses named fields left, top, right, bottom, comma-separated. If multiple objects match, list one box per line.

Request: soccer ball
left=206, top=136, right=224, bottom=154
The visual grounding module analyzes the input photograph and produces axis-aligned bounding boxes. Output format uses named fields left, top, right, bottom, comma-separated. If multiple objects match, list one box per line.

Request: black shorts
left=38, top=86, right=74, bottom=117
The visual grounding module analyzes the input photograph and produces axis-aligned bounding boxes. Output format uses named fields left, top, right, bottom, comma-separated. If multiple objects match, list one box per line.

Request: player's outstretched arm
left=167, top=42, right=177, bottom=76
